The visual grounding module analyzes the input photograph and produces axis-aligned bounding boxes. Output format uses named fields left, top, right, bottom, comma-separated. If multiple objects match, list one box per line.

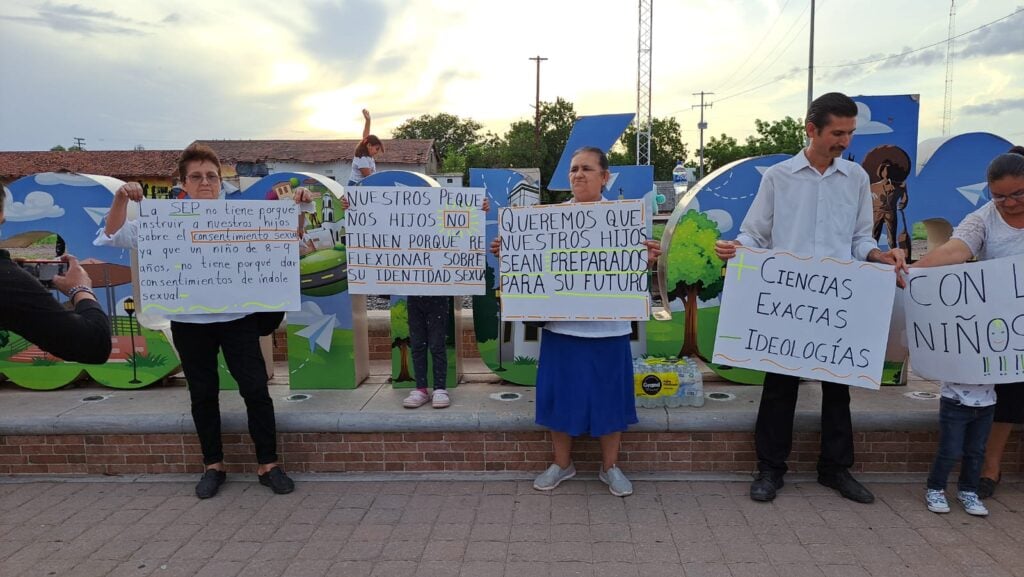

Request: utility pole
left=72, top=136, right=86, bottom=150
left=942, top=0, right=956, bottom=136
left=636, top=0, right=653, bottom=166
left=692, top=92, right=713, bottom=181
left=528, top=56, right=548, bottom=161
left=807, top=0, right=815, bottom=112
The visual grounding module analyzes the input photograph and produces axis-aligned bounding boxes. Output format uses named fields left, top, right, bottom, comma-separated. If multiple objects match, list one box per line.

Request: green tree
left=390, top=299, right=413, bottom=382
left=608, top=117, right=689, bottom=181
left=744, top=116, right=804, bottom=157
left=698, top=134, right=747, bottom=177
left=666, top=210, right=724, bottom=359
left=50, top=145, right=66, bottom=151
left=392, top=113, right=483, bottom=166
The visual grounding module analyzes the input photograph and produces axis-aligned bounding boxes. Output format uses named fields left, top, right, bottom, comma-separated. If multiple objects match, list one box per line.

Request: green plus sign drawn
left=731, top=252, right=758, bottom=280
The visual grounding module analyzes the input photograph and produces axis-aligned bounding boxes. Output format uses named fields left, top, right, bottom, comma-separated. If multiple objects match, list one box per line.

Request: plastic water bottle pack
left=633, top=356, right=704, bottom=408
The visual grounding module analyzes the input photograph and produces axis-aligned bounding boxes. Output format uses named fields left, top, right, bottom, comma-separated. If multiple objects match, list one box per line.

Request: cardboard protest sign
left=137, top=199, right=301, bottom=315
left=712, top=247, right=896, bottom=389
left=904, top=254, right=1024, bottom=384
left=498, top=200, right=650, bottom=321
left=345, top=187, right=486, bottom=296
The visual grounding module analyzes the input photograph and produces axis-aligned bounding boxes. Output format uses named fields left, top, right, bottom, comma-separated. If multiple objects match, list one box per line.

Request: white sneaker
left=432, top=389, right=451, bottom=409
left=925, top=489, right=950, bottom=513
left=599, top=465, right=634, bottom=497
left=533, top=463, right=576, bottom=491
left=402, top=389, right=430, bottom=408
left=957, top=491, right=989, bottom=516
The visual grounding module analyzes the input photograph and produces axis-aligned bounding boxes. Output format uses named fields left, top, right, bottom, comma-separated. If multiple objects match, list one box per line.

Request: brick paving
left=1, top=476, right=1023, bottom=577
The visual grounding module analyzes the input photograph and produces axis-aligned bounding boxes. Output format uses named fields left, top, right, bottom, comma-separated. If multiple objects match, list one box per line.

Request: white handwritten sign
left=345, top=187, right=486, bottom=295
left=137, top=199, right=301, bottom=315
left=904, top=254, right=1024, bottom=384
left=498, top=200, right=650, bottom=321
left=713, top=247, right=896, bottom=389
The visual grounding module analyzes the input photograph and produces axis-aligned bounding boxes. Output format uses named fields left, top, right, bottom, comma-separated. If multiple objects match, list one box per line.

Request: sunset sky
left=1, top=0, right=1021, bottom=156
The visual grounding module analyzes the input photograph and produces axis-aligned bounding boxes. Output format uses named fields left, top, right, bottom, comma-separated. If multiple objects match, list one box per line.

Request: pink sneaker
left=402, top=389, right=430, bottom=408
left=432, top=389, right=451, bottom=409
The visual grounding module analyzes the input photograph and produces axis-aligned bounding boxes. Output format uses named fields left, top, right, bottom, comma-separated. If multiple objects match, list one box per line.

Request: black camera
left=17, top=259, right=68, bottom=288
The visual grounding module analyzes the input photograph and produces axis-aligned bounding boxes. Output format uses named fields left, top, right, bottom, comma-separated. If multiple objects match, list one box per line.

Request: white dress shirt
left=735, top=151, right=878, bottom=261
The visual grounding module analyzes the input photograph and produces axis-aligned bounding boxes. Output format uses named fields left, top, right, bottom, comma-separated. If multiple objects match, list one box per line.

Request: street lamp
left=123, top=297, right=141, bottom=384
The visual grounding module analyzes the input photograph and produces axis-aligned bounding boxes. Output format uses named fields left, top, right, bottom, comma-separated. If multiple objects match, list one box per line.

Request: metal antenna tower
left=942, top=1, right=956, bottom=135
left=636, top=0, right=653, bottom=165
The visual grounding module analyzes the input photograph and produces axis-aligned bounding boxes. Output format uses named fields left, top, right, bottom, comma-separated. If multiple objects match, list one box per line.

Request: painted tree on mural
left=666, top=210, right=724, bottom=360
left=391, top=299, right=413, bottom=382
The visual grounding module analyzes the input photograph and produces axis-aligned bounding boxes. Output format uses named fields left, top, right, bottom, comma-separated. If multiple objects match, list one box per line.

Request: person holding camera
left=0, top=187, right=111, bottom=364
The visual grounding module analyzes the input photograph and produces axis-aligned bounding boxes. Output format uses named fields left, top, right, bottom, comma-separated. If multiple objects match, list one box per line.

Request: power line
left=815, top=6, right=1024, bottom=69
left=713, top=6, right=1022, bottom=104
left=714, top=0, right=792, bottom=94
left=719, top=1, right=810, bottom=95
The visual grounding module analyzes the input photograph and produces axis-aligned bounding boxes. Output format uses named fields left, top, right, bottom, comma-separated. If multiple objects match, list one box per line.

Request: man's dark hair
left=987, top=152, right=1024, bottom=183
left=806, top=92, right=858, bottom=131
left=177, top=143, right=222, bottom=181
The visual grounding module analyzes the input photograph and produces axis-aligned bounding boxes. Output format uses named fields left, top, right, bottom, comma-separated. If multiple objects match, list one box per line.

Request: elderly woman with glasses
left=96, top=143, right=312, bottom=500
left=909, top=149, right=1024, bottom=517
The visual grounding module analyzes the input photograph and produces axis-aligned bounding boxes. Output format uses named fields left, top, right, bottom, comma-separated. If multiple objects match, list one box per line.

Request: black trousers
left=170, top=316, right=278, bottom=465
left=407, top=296, right=449, bottom=390
left=754, top=372, right=854, bottom=476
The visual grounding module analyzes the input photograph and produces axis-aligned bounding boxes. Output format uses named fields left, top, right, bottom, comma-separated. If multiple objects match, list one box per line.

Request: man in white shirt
left=715, top=92, right=907, bottom=504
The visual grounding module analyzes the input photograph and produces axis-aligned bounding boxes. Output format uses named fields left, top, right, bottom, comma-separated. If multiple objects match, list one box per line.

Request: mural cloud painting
left=854, top=102, right=894, bottom=135
left=33, top=173, right=99, bottom=187
left=5, top=191, right=65, bottom=221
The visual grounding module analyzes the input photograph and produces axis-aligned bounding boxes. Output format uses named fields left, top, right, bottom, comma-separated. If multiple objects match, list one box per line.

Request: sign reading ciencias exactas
left=136, top=199, right=301, bottom=315
left=499, top=200, right=650, bottom=321
left=904, top=254, right=1024, bottom=384
left=345, top=187, right=486, bottom=295
left=713, top=248, right=896, bottom=389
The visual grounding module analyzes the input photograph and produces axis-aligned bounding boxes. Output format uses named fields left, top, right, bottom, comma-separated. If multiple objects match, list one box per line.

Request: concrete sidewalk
left=0, top=359, right=947, bottom=436
left=1, top=473, right=1022, bottom=577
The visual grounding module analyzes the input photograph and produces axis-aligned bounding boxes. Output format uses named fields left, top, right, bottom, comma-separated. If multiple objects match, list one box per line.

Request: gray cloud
left=162, top=13, right=181, bottom=24
left=300, top=0, right=387, bottom=68
left=821, top=9, right=1024, bottom=81
left=0, top=1, right=151, bottom=36
left=960, top=97, right=1024, bottom=116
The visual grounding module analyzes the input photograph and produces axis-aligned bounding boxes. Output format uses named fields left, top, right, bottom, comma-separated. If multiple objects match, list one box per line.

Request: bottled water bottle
left=672, top=161, right=688, bottom=195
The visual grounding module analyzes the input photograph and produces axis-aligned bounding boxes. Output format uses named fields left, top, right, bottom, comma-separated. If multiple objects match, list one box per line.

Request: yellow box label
left=634, top=372, right=680, bottom=397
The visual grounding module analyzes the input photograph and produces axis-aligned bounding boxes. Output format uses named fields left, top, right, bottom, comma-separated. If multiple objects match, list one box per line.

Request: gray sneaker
left=599, top=465, right=634, bottom=497
left=533, top=463, right=576, bottom=491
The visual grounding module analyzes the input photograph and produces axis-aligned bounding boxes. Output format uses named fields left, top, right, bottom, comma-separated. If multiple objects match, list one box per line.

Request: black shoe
left=195, top=469, right=226, bottom=499
left=750, top=471, right=784, bottom=502
left=977, top=477, right=998, bottom=500
left=818, top=470, right=874, bottom=504
left=258, top=466, right=295, bottom=495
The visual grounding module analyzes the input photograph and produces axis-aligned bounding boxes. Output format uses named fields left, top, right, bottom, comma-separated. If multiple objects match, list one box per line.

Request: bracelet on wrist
left=67, top=285, right=95, bottom=303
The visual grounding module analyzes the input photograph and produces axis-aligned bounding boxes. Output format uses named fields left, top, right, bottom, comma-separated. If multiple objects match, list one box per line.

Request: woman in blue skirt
left=493, top=147, right=660, bottom=496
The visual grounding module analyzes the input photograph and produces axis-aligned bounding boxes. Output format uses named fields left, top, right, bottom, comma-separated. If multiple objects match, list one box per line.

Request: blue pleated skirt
left=535, top=330, right=638, bottom=437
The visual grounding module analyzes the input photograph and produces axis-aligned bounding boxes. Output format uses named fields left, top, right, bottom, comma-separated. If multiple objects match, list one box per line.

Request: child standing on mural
left=96, top=143, right=312, bottom=500
left=908, top=151, right=1024, bottom=516
left=348, top=109, right=384, bottom=186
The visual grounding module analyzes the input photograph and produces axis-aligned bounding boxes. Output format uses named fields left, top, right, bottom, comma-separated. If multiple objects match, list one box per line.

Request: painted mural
left=0, top=173, right=180, bottom=390
left=239, top=172, right=359, bottom=389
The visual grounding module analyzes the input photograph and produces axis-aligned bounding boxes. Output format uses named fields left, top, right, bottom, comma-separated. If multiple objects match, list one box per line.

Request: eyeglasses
left=186, top=173, right=221, bottom=184
left=992, top=189, right=1024, bottom=204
